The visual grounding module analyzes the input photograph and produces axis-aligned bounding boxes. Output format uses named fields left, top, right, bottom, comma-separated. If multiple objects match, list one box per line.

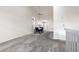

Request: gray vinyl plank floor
left=0, top=32, right=65, bottom=52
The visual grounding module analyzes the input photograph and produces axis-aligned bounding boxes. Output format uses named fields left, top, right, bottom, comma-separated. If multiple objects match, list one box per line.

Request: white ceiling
left=31, top=6, right=53, bottom=20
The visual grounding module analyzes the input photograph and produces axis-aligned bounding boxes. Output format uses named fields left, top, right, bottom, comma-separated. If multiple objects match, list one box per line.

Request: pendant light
left=38, top=6, right=43, bottom=21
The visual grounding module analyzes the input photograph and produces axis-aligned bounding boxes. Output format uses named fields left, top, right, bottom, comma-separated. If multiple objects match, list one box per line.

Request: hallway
left=0, top=6, right=66, bottom=52
left=0, top=32, right=65, bottom=52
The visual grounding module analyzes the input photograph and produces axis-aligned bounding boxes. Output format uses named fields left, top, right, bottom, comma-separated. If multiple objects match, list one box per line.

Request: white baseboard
left=53, top=32, right=66, bottom=40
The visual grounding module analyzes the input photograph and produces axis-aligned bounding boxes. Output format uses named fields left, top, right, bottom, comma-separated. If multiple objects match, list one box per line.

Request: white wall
left=48, top=19, right=53, bottom=31
left=0, top=6, right=35, bottom=43
left=54, top=6, right=79, bottom=40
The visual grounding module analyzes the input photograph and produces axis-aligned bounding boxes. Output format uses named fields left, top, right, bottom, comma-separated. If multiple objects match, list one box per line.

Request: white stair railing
left=65, top=29, right=79, bottom=52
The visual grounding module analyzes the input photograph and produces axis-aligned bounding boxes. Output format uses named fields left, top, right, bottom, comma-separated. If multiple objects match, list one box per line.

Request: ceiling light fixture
left=37, top=6, right=43, bottom=21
